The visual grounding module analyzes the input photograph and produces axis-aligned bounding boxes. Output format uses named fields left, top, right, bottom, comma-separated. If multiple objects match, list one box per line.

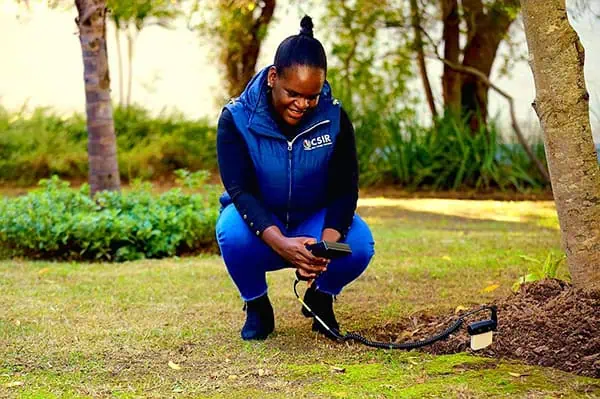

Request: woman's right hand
left=275, top=237, right=329, bottom=278
left=262, top=226, right=329, bottom=278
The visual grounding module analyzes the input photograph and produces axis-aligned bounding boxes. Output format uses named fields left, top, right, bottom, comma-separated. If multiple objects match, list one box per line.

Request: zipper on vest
left=284, top=119, right=331, bottom=229
left=286, top=142, right=292, bottom=229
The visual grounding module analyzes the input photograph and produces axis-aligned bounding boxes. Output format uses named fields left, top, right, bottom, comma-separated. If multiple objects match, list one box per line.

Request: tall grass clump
left=346, top=107, right=548, bottom=191
left=0, top=172, right=220, bottom=261
left=380, top=114, right=548, bottom=191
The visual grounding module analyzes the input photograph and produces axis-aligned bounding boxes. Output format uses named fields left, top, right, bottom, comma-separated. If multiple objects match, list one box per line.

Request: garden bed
left=363, top=279, right=600, bottom=377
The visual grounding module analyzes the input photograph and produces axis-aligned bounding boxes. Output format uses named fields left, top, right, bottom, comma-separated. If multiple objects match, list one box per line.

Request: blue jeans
left=216, top=204, right=375, bottom=301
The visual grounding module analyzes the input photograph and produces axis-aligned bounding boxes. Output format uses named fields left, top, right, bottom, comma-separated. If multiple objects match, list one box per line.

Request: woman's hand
left=261, top=226, right=329, bottom=278
left=275, top=236, right=329, bottom=279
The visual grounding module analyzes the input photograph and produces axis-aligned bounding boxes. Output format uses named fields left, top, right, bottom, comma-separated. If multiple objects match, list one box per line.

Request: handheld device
left=305, top=241, right=352, bottom=259
left=295, top=241, right=352, bottom=281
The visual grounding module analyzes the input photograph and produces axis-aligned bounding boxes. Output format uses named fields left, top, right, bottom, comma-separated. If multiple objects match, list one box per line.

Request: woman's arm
left=217, top=109, right=275, bottom=237
left=323, top=107, right=359, bottom=241
left=217, top=109, right=328, bottom=276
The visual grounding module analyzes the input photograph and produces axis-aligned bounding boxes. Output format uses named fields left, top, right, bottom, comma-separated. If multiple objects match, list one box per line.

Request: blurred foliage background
left=4, top=0, right=597, bottom=192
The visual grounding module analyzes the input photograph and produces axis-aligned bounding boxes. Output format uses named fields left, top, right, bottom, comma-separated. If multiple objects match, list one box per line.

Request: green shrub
left=0, top=106, right=88, bottom=184
left=1, top=103, right=549, bottom=191
left=114, top=105, right=217, bottom=180
left=0, top=105, right=216, bottom=185
left=0, top=175, right=220, bottom=261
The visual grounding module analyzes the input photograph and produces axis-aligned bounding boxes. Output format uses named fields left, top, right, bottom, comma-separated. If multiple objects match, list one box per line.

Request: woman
left=216, top=16, right=375, bottom=341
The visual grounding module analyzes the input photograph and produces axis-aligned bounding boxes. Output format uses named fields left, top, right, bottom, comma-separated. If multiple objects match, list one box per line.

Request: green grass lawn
left=1, top=198, right=598, bottom=398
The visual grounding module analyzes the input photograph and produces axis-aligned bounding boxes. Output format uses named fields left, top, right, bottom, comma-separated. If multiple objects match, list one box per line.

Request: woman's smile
left=287, top=108, right=305, bottom=120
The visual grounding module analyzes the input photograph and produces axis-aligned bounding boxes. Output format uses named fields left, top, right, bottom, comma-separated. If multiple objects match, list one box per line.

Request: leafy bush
left=1, top=103, right=551, bottom=191
left=0, top=105, right=216, bottom=185
left=114, top=105, right=217, bottom=180
left=0, top=174, right=220, bottom=261
left=0, top=106, right=88, bottom=184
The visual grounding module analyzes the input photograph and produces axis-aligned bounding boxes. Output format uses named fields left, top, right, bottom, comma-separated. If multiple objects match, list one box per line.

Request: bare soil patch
left=362, top=279, right=600, bottom=377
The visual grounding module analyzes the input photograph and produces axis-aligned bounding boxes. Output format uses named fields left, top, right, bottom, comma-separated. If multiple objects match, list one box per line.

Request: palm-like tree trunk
left=75, top=0, right=121, bottom=195
left=521, top=0, right=600, bottom=291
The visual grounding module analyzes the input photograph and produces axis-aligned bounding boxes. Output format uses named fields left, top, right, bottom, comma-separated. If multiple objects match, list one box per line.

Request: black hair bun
left=299, top=15, right=314, bottom=38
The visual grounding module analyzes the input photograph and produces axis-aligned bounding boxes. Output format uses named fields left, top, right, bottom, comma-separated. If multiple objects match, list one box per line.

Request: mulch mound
left=362, top=279, right=600, bottom=377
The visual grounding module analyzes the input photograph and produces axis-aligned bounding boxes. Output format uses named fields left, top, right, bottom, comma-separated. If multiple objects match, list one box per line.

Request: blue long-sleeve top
left=217, top=106, right=359, bottom=238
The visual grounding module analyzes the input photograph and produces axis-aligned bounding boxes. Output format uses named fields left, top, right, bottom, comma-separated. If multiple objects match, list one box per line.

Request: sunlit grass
left=2, top=199, right=593, bottom=398
left=359, top=198, right=559, bottom=228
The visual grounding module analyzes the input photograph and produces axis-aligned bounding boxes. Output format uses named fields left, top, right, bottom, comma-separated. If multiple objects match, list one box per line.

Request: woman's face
left=268, top=65, right=325, bottom=126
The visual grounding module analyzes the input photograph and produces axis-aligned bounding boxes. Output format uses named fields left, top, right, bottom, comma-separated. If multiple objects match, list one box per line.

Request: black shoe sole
left=241, top=329, right=274, bottom=341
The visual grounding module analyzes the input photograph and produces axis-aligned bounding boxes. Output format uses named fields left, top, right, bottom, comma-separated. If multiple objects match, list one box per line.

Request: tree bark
left=441, top=0, right=461, bottom=115
left=75, top=0, right=121, bottom=195
left=521, top=0, right=600, bottom=291
left=460, top=0, right=519, bottom=131
left=411, top=0, right=437, bottom=120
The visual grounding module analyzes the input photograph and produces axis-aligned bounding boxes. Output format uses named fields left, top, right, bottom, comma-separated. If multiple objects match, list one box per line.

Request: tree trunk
left=460, top=33, right=502, bottom=131
left=521, top=0, right=600, bottom=291
left=411, top=0, right=437, bottom=120
left=460, top=0, right=519, bottom=131
left=441, top=0, right=461, bottom=115
left=75, top=0, right=121, bottom=195
left=226, top=0, right=276, bottom=97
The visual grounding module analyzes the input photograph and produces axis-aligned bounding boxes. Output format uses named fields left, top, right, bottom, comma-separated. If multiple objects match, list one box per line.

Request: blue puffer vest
left=219, top=66, right=341, bottom=229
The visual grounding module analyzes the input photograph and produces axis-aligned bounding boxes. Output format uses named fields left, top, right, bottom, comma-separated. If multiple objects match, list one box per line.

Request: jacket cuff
left=237, top=208, right=274, bottom=237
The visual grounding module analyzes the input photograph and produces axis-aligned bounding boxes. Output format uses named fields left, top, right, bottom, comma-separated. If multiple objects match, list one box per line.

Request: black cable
left=294, top=279, right=494, bottom=349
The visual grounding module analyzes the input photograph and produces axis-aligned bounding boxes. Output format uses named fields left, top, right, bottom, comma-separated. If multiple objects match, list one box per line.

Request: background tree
left=319, top=0, right=416, bottom=184
left=191, top=0, right=276, bottom=98
left=323, top=0, right=522, bottom=130
left=444, top=0, right=520, bottom=129
left=107, top=0, right=182, bottom=106
left=75, top=0, right=121, bottom=194
left=521, top=0, right=600, bottom=291
left=410, top=0, right=437, bottom=119
left=411, top=0, right=521, bottom=129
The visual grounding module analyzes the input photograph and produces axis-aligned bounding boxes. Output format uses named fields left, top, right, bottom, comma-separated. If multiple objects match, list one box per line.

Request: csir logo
left=303, top=134, right=332, bottom=151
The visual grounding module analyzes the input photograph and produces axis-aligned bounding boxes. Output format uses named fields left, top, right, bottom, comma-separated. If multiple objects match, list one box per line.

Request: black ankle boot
left=301, top=285, right=339, bottom=340
left=241, top=293, right=274, bottom=340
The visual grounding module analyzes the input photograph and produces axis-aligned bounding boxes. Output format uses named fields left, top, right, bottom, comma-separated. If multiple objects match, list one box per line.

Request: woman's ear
left=267, top=66, right=277, bottom=88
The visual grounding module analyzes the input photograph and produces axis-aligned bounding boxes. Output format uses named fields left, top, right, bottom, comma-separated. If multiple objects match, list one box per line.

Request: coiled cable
left=294, top=279, right=495, bottom=349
